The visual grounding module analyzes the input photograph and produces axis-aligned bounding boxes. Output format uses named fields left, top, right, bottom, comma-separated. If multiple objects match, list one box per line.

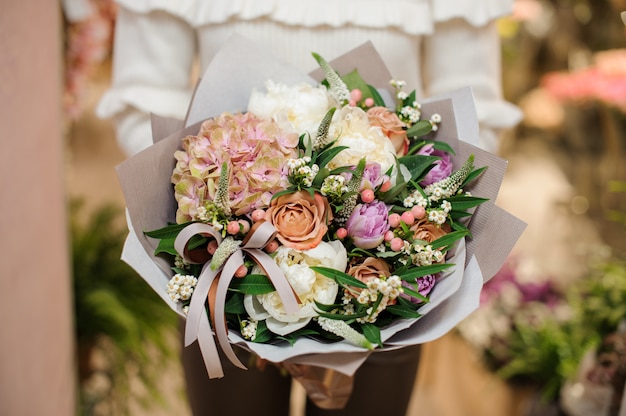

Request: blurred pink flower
left=511, top=0, right=543, bottom=22
left=64, top=0, right=117, bottom=119
left=541, top=49, right=626, bottom=112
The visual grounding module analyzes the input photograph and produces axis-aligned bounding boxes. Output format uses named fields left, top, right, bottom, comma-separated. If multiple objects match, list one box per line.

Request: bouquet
left=117, top=36, right=525, bottom=407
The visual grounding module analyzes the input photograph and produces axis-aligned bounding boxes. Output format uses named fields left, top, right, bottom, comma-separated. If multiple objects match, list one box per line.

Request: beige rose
left=410, top=218, right=450, bottom=243
left=346, top=257, right=392, bottom=298
left=366, top=106, right=409, bottom=156
left=265, top=190, right=332, bottom=250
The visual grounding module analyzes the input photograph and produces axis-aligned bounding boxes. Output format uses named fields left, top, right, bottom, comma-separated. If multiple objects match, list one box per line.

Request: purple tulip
left=418, top=144, right=453, bottom=186
left=346, top=201, right=390, bottom=249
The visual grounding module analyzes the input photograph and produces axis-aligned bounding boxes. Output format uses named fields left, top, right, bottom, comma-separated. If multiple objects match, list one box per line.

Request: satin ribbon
left=174, top=220, right=300, bottom=378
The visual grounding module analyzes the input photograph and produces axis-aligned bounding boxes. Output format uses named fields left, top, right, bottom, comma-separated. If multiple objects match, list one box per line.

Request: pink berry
left=251, top=209, right=266, bottom=222
left=227, top=221, right=241, bottom=235
left=364, top=98, right=374, bottom=107
left=350, top=89, right=362, bottom=102
left=234, top=265, right=248, bottom=278
left=336, top=227, right=348, bottom=239
left=349, top=99, right=357, bottom=107
left=361, top=189, right=375, bottom=203
left=384, top=231, right=395, bottom=242
left=401, top=211, right=415, bottom=225
left=207, top=240, right=218, bottom=255
left=390, top=237, right=404, bottom=252
left=380, top=180, right=391, bottom=192
left=411, top=205, right=426, bottom=220
left=388, top=213, right=401, bottom=228
left=265, top=240, right=279, bottom=253
left=238, top=219, right=251, bottom=234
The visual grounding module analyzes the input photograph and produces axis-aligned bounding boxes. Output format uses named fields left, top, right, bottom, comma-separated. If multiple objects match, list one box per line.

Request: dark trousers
left=182, top=334, right=421, bottom=416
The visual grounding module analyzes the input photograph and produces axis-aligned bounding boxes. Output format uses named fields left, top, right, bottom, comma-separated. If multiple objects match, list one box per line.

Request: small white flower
left=241, top=319, right=258, bottom=341
left=430, top=113, right=442, bottom=123
left=166, top=273, right=199, bottom=304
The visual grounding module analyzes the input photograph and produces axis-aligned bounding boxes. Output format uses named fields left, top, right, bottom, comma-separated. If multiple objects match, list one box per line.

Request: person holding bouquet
left=98, top=0, right=521, bottom=414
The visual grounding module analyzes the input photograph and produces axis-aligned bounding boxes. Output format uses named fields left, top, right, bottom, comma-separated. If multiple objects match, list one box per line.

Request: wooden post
left=0, top=1, right=76, bottom=415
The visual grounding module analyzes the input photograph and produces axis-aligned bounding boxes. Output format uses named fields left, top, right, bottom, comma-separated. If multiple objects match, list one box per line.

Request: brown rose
left=410, top=218, right=450, bottom=243
left=346, top=257, right=392, bottom=298
left=366, top=106, right=409, bottom=156
left=265, top=190, right=332, bottom=250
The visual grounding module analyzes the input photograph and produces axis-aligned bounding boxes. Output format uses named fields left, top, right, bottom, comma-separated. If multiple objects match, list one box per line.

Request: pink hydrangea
left=172, top=112, right=299, bottom=221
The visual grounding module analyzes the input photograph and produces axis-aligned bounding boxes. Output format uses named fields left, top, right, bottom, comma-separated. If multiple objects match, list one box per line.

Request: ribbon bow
left=174, top=220, right=300, bottom=378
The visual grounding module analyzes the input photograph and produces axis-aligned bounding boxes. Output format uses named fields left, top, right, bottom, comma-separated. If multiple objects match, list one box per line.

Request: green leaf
left=367, top=85, right=386, bottom=107
left=386, top=305, right=423, bottom=319
left=403, top=90, right=417, bottom=107
left=251, top=320, right=273, bottom=343
left=448, top=196, right=489, bottom=211
left=450, top=220, right=470, bottom=232
left=316, top=145, right=349, bottom=169
left=153, top=237, right=177, bottom=256
left=396, top=263, right=454, bottom=280
left=406, top=120, right=433, bottom=138
left=144, top=222, right=194, bottom=239
left=312, top=167, right=331, bottom=188
left=270, top=188, right=297, bottom=202
left=361, top=323, right=383, bottom=347
left=461, top=166, right=487, bottom=188
left=399, top=295, right=427, bottom=307
left=398, top=155, right=440, bottom=182
left=341, top=69, right=373, bottom=101
left=317, top=310, right=366, bottom=321
left=314, top=300, right=343, bottom=313
left=229, top=274, right=276, bottom=295
left=310, top=266, right=368, bottom=288
left=277, top=328, right=322, bottom=346
left=375, top=250, right=400, bottom=259
left=431, top=140, right=456, bottom=155
left=398, top=285, right=421, bottom=299
left=430, top=230, right=468, bottom=250
left=378, top=182, right=408, bottom=204
left=328, top=166, right=355, bottom=175
left=449, top=210, right=473, bottom=221
left=224, top=293, right=246, bottom=314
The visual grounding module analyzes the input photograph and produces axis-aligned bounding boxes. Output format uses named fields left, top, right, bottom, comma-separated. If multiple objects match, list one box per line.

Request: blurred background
left=2, top=0, right=626, bottom=415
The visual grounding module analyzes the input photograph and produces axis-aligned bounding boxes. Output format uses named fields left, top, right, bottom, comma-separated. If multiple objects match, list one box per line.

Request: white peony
left=327, top=106, right=397, bottom=175
left=247, top=81, right=333, bottom=137
left=244, top=240, right=347, bottom=336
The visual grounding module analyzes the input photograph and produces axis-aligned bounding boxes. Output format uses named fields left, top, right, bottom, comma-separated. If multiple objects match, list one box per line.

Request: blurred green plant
left=70, top=199, right=179, bottom=415
left=489, top=257, right=626, bottom=402
left=458, top=250, right=626, bottom=407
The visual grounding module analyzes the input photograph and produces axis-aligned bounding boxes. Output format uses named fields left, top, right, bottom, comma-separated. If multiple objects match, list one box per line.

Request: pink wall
left=0, top=1, right=76, bottom=415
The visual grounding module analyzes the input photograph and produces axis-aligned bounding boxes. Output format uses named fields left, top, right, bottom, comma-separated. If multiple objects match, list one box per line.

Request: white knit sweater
left=97, top=0, right=521, bottom=156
